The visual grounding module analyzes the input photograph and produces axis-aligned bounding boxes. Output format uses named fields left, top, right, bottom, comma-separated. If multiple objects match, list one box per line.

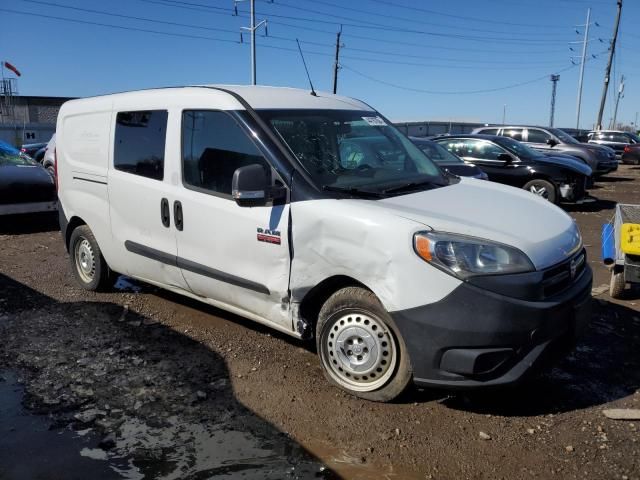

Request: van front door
left=175, top=110, right=291, bottom=331
left=108, top=109, right=189, bottom=290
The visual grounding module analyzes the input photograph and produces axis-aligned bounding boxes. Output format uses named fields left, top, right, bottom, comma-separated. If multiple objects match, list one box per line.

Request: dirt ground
left=1, top=165, right=640, bottom=479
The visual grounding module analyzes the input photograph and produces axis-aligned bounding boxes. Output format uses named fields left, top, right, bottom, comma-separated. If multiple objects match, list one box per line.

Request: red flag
left=3, top=61, right=21, bottom=77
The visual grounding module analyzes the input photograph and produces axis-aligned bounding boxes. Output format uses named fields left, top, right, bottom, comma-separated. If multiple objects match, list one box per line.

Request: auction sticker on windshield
left=362, top=116, right=387, bottom=126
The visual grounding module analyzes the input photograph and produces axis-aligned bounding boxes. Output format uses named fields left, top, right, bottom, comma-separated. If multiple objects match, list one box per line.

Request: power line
left=281, top=0, right=567, bottom=37
left=0, top=7, right=243, bottom=44
left=340, top=61, right=584, bottom=95
left=0, top=7, right=578, bottom=73
left=132, top=0, right=571, bottom=55
left=21, top=0, right=240, bottom=35
left=362, top=0, right=572, bottom=29
left=150, top=0, right=570, bottom=44
left=19, top=0, right=569, bottom=66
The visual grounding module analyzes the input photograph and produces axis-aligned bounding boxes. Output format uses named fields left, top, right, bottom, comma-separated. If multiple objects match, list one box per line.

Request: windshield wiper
left=322, top=185, right=385, bottom=198
left=382, top=179, right=445, bottom=194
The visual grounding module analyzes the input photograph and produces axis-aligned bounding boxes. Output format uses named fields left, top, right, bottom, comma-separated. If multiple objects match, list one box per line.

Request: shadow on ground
left=596, top=175, right=636, bottom=183
left=565, top=198, right=617, bottom=213
left=430, top=298, right=640, bottom=416
left=0, top=212, right=59, bottom=235
left=0, top=273, right=337, bottom=480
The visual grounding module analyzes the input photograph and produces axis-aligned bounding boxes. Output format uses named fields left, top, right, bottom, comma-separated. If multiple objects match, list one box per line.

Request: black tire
left=46, top=165, right=55, bottom=177
left=69, top=225, right=113, bottom=291
left=609, top=269, right=625, bottom=299
left=316, top=287, right=412, bottom=402
left=523, top=178, right=557, bottom=204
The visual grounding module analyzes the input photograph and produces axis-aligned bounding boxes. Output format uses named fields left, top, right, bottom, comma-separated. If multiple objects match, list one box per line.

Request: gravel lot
left=1, top=165, right=640, bottom=479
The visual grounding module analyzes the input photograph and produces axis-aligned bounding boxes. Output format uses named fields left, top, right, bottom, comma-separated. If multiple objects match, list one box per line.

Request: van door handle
left=160, top=198, right=170, bottom=228
left=173, top=201, right=183, bottom=231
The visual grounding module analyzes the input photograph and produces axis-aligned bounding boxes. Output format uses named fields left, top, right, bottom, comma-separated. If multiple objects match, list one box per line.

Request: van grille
left=542, top=250, right=586, bottom=298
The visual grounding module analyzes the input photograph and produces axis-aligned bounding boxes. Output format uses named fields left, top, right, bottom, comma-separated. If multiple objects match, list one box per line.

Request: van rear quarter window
left=114, top=110, right=167, bottom=180
left=181, top=110, right=268, bottom=196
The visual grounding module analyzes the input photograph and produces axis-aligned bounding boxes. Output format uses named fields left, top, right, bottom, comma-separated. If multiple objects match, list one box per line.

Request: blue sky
left=1, top=0, right=638, bottom=128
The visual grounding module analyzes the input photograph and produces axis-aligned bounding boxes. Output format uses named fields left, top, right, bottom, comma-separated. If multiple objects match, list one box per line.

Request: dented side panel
left=289, top=199, right=462, bottom=313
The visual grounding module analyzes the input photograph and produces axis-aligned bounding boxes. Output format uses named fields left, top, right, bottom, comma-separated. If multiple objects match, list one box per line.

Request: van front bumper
left=391, top=265, right=592, bottom=389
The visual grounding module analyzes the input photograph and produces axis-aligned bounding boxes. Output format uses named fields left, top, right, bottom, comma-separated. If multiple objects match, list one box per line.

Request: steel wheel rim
left=321, top=310, right=397, bottom=392
left=75, top=237, right=95, bottom=283
left=529, top=184, right=548, bottom=198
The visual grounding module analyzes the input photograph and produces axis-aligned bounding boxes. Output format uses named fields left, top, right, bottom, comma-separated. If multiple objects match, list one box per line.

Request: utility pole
left=502, top=104, right=506, bottom=125
left=573, top=8, right=591, bottom=130
left=550, top=74, right=560, bottom=127
left=235, top=0, right=268, bottom=85
left=596, top=0, right=623, bottom=130
left=611, top=74, right=625, bottom=129
left=332, top=26, right=343, bottom=94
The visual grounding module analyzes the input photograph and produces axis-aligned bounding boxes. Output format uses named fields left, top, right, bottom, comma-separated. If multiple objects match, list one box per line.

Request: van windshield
left=259, top=109, right=447, bottom=196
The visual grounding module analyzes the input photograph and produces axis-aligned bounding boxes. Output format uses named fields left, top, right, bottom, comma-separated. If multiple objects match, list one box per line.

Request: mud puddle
left=0, top=369, right=334, bottom=479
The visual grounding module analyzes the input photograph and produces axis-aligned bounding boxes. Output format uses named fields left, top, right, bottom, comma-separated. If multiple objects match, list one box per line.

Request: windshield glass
left=413, top=140, right=464, bottom=164
left=549, top=128, right=579, bottom=144
left=259, top=109, right=445, bottom=193
left=493, top=136, right=543, bottom=159
left=0, top=142, right=37, bottom=166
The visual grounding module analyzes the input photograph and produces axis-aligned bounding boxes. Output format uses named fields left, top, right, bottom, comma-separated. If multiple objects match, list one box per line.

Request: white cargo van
left=57, top=86, right=592, bottom=401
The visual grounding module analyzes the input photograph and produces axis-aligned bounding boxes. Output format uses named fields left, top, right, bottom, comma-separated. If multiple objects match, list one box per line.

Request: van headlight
left=413, top=231, right=534, bottom=278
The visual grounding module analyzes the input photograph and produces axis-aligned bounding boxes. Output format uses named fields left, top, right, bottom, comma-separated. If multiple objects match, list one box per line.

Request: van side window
left=181, top=111, right=269, bottom=196
left=114, top=110, right=167, bottom=180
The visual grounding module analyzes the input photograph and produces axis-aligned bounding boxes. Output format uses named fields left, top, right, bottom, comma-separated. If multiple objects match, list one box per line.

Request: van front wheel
left=69, top=225, right=112, bottom=291
left=316, top=287, right=412, bottom=402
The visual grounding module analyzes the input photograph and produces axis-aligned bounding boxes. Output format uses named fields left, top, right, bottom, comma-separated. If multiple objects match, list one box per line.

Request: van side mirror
left=232, top=164, right=286, bottom=207
left=546, top=138, right=558, bottom=147
left=497, top=153, right=514, bottom=163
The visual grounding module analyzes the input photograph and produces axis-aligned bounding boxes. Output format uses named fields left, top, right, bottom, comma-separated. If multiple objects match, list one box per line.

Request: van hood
left=535, top=154, right=592, bottom=176
left=380, top=178, right=581, bottom=270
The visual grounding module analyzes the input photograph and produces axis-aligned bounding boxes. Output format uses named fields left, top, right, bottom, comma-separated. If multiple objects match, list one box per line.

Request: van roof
left=60, top=85, right=375, bottom=112
left=206, top=85, right=374, bottom=111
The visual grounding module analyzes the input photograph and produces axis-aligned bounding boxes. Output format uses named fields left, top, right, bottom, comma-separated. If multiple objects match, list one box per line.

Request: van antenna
left=296, top=39, right=317, bottom=97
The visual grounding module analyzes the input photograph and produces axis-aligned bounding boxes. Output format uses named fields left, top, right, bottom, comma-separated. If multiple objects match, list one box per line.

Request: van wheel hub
left=323, top=312, right=397, bottom=392
left=75, top=238, right=96, bottom=283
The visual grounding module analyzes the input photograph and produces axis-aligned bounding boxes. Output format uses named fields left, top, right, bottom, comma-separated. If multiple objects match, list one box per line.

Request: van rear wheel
left=316, top=287, right=412, bottom=402
left=69, top=225, right=112, bottom=291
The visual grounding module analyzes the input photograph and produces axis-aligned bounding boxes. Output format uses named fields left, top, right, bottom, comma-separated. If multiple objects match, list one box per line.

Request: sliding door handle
left=173, top=201, right=183, bottom=231
left=160, top=198, right=170, bottom=228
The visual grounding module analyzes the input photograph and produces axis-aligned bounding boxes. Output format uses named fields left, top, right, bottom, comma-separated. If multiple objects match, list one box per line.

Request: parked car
left=472, top=126, right=618, bottom=175
left=409, top=137, right=488, bottom=179
left=0, top=140, right=57, bottom=215
left=586, top=130, right=640, bottom=157
left=434, top=134, right=592, bottom=204
left=622, top=144, right=640, bottom=165
left=42, top=133, right=56, bottom=176
left=20, top=142, right=48, bottom=161
left=57, top=85, right=591, bottom=401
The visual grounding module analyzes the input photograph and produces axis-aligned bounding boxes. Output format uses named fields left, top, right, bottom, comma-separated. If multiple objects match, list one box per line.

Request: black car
left=587, top=130, right=640, bottom=157
left=0, top=140, right=57, bottom=215
left=20, top=142, right=48, bottom=160
left=434, top=135, right=592, bottom=204
left=472, top=125, right=618, bottom=175
left=410, top=137, right=488, bottom=180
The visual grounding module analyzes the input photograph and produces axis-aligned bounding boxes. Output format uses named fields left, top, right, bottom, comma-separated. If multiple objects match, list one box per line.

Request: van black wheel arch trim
left=124, top=240, right=270, bottom=295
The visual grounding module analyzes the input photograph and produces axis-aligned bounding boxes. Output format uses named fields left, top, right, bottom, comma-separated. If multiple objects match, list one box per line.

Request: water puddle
left=0, top=370, right=335, bottom=479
